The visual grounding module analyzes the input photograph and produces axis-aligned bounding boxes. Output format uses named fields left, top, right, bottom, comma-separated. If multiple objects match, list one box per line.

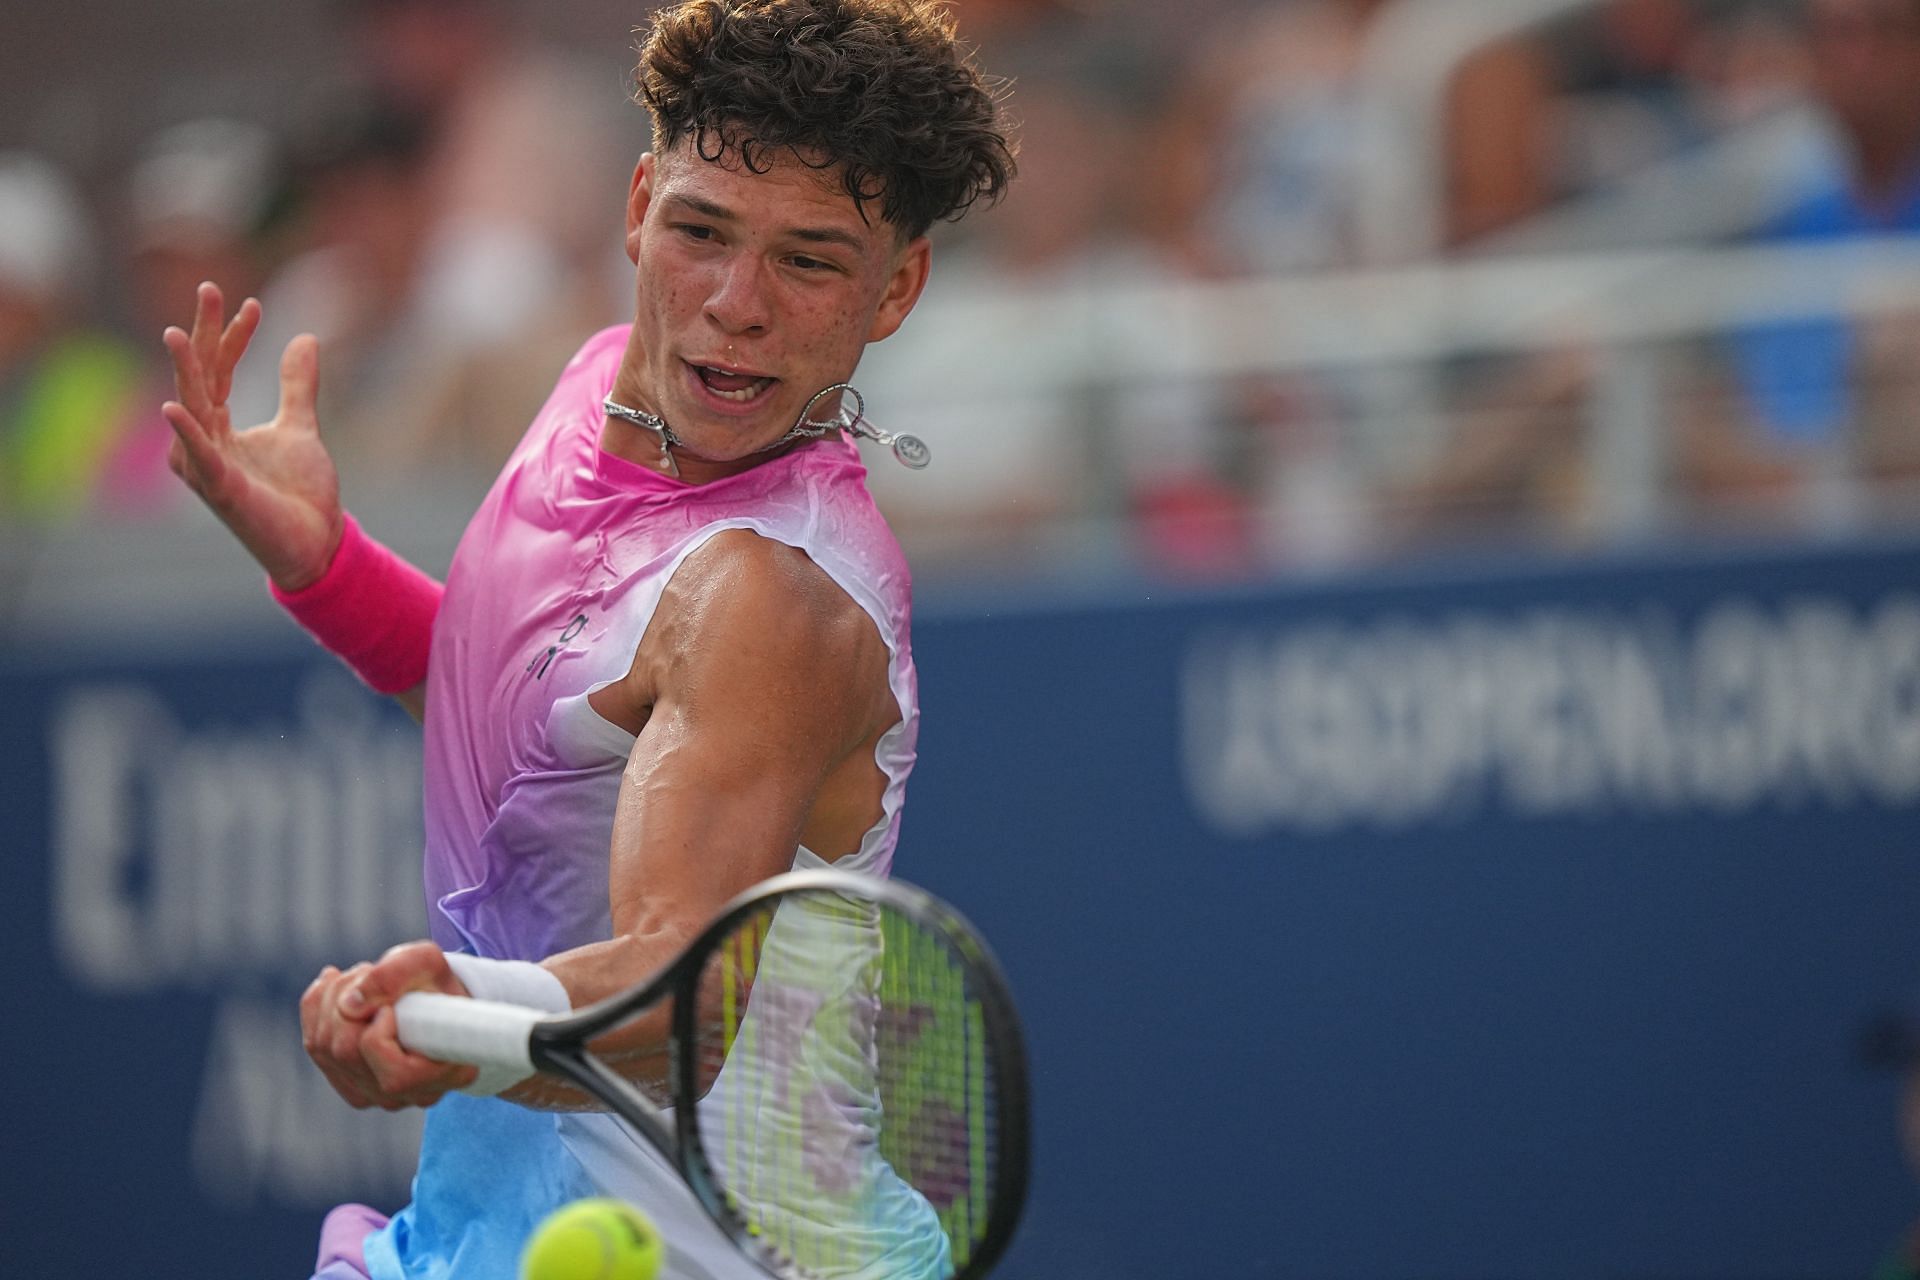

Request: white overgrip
left=395, top=991, right=544, bottom=1081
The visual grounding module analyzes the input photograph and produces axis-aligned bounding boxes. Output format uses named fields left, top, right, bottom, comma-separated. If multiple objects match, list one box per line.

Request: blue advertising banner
left=0, top=658, right=429, bottom=1274
left=4, top=536, right=1917, bottom=1278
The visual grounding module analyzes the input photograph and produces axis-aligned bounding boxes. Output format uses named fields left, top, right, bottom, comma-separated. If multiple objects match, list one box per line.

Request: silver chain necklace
left=602, top=382, right=930, bottom=479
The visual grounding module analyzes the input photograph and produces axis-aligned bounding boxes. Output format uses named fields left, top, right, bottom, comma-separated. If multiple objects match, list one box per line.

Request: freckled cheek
left=784, top=299, right=871, bottom=370
left=656, top=271, right=703, bottom=317
left=643, top=280, right=706, bottom=353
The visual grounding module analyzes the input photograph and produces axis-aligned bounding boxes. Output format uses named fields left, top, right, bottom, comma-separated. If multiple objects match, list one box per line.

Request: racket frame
left=523, top=868, right=1031, bottom=1280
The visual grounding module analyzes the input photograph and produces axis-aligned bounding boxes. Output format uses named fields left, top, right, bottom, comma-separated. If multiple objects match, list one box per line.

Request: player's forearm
left=500, top=929, right=693, bottom=1111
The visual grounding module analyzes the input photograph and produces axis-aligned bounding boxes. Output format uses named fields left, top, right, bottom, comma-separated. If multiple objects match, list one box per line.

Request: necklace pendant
left=891, top=434, right=931, bottom=469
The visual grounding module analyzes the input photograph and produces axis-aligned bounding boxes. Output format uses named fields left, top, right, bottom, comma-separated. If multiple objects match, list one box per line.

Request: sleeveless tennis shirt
left=355, top=325, right=923, bottom=1280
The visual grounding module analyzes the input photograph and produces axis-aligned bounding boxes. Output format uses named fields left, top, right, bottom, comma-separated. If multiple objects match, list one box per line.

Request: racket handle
left=395, top=991, right=543, bottom=1077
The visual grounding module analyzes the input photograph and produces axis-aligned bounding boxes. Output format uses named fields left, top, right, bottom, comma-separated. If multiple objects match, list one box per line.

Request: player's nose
left=703, top=255, right=772, bottom=337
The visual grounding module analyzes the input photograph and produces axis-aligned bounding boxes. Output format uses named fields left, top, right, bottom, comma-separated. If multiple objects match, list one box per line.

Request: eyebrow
left=664, top=193, right=867, bottom=254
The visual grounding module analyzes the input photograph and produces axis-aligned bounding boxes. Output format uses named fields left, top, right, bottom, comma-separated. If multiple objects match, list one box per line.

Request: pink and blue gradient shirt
left=350, top=325, right=925, bottom=1280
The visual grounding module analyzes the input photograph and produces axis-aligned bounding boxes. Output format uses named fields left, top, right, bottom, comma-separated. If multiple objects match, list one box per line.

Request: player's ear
left=625, top=153, right=657, bottom=264
left=866, top=235, right=931, bottom=343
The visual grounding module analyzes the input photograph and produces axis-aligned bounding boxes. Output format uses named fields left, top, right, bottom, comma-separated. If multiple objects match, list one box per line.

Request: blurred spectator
left=1376, top=2, right=1852, bottom=545
left=946, top=0, right=1092, bottom=74
left=1123, top=71, right=1243, bottom=282
left=1198, top=0, right=1559, bottom=270
left=337, top=0, right=628, bottom=340
left=0, top=152, right=143, bottom=521
left=962, top=81, right=1129, bottom=282
left=1441, top=9, right=1566, bottom=246
left=1375, top=350, right=1599, bottom=546
left=125, top=120, right=283, bottom=351
left=105, top=118, right=286, bottom=515
left=1547, top=0, right=1720, bottom=191
left=206, top=0, right=633, bottom=491
left=229, top=89, right=604, bottom=493
left=1685, top=2, right=1812, bottom=129
left=1374, top=0, right=1735, bottom=541
left=233, top=98, right=445, bottom=485
left=1110, top=59, right=1365, bottom=574
left=1682, top=0, right=1920, bottom=517
left=1092, top=0, right=1564, bottom=568
left=869, top=0, right=1566, bottom=570
left=1088, top=0, right=1563, bottom=569
left=860, top=75, right=1127, bottom=558
left=1107, top=66, right=1266, bottom=574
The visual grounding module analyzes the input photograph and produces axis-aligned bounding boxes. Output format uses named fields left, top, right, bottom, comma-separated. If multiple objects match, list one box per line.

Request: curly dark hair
left=635, top=0, right=1015, bottom=239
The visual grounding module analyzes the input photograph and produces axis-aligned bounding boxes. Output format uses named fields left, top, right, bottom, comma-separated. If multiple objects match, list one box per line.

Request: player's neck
left=600, top=363, right=769, bottom=487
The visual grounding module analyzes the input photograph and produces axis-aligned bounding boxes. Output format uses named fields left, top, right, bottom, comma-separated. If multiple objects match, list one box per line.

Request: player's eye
left=788, top=254, right=836, bottom=273
left=675, top=224, right=716, bottom=242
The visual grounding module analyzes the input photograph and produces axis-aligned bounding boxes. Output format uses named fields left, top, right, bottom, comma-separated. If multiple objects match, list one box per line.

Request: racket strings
left=687, top=890, right=1004, bottom=1279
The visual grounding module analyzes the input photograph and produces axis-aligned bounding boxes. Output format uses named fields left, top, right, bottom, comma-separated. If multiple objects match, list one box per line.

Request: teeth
left=696, top=365, right=771, bottom=402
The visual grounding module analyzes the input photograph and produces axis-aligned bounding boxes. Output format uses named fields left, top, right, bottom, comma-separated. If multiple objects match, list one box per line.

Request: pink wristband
left=270, top=513, right=443, bottom=695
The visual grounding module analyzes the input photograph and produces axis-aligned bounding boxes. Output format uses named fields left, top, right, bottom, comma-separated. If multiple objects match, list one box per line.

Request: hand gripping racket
left=395, top=869, right=1029, bottom=1280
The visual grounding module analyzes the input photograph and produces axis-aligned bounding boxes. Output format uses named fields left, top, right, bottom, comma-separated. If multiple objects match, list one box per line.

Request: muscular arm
left=508, top=530, right=898, bottom=1105
left=313, top=530, right=898, bottom=1110
left=506, top=537, right=894, bottom=1105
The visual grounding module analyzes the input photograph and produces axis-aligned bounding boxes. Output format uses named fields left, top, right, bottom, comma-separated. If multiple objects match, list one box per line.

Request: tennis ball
left=520, top=1198, right=666, bottom=1280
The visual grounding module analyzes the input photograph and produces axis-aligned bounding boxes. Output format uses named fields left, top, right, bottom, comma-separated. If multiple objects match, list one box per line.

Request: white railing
left=857, top=235, right=1920, bottom=546
left=6, top=236, right=1920, bottom=638
left=881, top=238, right=1920, bottom=388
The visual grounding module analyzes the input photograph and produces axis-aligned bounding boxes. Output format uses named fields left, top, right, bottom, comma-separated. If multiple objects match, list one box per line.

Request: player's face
left=621, top=141, right=931, bottom=462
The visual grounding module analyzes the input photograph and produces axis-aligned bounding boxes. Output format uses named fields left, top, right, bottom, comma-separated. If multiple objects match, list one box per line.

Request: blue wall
left=5, top=537, right=1917, bottom=1277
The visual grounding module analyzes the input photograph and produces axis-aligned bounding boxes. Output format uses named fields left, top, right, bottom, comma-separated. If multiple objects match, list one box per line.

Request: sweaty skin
left=265, top=141, right=930, bottom=1111
left=602, top=145, right=929, bottom=478
left=301, top=522, right=899, bottom=1110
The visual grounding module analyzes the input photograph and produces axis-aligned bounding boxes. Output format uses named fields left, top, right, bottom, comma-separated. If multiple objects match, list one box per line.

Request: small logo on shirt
left=526, top=614, right=589, bottom=680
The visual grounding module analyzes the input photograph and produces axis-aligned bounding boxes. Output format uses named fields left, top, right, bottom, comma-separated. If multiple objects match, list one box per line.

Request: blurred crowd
left=1, top=0, right=634, bottom=518
left=3, top=0, right=1919, bottom=576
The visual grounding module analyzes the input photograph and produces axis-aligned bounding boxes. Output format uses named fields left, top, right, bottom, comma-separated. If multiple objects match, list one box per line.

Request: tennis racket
left=395, top=868, right=1029, bottom=1280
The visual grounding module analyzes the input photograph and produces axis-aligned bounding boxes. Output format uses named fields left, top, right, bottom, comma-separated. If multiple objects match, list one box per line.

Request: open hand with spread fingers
left=162, top=281, right=344, bottom=592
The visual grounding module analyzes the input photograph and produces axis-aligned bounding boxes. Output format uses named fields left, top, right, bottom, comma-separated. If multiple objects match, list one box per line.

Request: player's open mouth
left=688, top=362, right=777, bottom=405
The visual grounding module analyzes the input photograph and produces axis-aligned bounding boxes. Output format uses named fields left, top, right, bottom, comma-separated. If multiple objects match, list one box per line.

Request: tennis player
left=160, top=2, right=1013, bottom=1275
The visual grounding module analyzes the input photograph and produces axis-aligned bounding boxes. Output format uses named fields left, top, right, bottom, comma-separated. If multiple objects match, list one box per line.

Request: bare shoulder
left=643, top=530, right=893, bottom=717
left=589, top=529, right=895, bottom=741
left=660, top=529, right=876, bottom=646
